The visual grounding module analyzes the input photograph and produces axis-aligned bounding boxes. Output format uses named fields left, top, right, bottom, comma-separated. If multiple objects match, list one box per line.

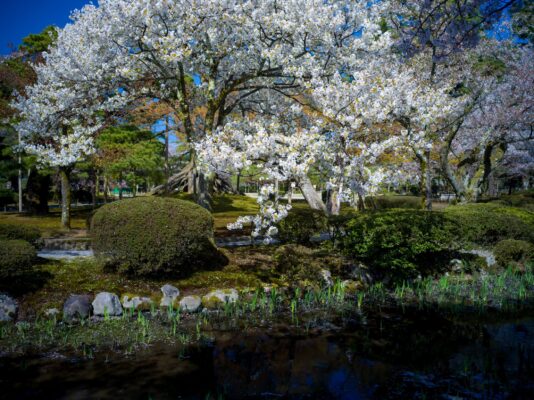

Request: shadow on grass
left=0, top=258, right=54, bottom=297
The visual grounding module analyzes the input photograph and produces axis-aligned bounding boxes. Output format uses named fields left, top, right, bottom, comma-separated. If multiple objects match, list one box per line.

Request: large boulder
left=0, top=294, right=18, bottom=322
left=179, top=295, right=202, bottom=313
left=92, top=292, right=123, bottom=316
left=202, top=289, right=239, bottom=309
left=63, top=294, right=92, bottom=322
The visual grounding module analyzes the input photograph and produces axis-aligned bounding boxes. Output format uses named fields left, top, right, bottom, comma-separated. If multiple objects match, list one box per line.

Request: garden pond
left=1, top=307, right=533, bottom=399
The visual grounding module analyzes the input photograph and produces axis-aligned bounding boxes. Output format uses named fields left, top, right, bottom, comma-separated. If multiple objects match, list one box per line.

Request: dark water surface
left=1, top=310, right=533, bottom=399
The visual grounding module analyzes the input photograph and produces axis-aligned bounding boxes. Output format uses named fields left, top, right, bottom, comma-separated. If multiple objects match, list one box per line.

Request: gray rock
left=179, top=295, right=202, bottom=313
left=202, top=289, right=239, bottom=309
left=347, top=263, right=374, bottom=285
left=341, top=279, right=361, bottom=293
left=161, top=284, right=180, bottom=298
left=92, top=292, right=123, bottom=316
left=45, top=308, right=60, bottom=318
left=160, top=284, right=180, bottom=308
left=460, top=249, right=496, bottom=267
left=122, top=295, right=153, bottom=311
left=63, top=294, right=92, bottom=322
left=320, top=269, right=333, bottom=287
left=449, top=258, right=464, bottom=273
left=0, top=294, right=18, bottom=322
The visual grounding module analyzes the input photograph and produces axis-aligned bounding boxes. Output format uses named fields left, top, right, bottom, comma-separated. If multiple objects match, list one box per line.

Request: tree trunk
left=91, top=169, right=97, bottom=210
left=59, top=167, right=71, bottom=230
left=326, top=188, right=341, bottom=215
left=440, top=127, right=466, bottom=202
left=187, top=169, right=195, bottom=194
left=37, top=174, right=50, bottom=215
left=424, top=149, right=432, bottom=211
left=287, top=182, right=293, bottom=206
left=164, top=117, right=170, bottom=195
left=356, top=194, right=365, bottom=211
left=236, top=172, right=241, bottom=194
left=194, top=169, right=213, bottom=211
left=298, top=175, right=327, bottom=213
left=103, top=176, right=109, bottom=204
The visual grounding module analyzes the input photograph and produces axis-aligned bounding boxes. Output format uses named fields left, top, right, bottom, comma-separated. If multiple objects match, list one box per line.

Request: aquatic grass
left=357, top=292, right=365, bottom=309
left=2, top=265, right=534, bottom=357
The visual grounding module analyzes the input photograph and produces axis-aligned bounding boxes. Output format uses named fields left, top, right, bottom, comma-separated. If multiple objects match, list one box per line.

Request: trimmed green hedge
left=0, top=224, right=41, bottom=246
left=91, top=196, right=226, bottom=277
left=278, top=208, right=328, bottom=244
left=443, top=203, right=534, bottom=245
left=494, top=239, right=534, bottom=267
left=366, top=195, right=422, bottom=210
left=342, top=210, right=459, bottom=280
left=488, top=192, right=534, bottom=211
left=0, top=239, right=37, bottom=281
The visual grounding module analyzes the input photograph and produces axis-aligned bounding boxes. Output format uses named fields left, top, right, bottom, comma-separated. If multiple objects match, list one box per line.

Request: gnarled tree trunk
left=298, top=175, right=326, bottom=213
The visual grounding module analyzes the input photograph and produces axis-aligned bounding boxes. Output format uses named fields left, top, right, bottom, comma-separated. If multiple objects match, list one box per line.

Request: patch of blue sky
left=152, top=117, right=181, bottom=156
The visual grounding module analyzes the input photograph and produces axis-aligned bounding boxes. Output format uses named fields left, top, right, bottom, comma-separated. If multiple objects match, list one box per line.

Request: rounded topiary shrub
left=342, top=210, right=459, bottom=281
left=0, top=224, right=41, bottom=246
left=278, top=208, right=328, bottom=244
left=0, top=239, right=37, bottom=281
left=91, top=197, right=226, bottom=276
left=494, top=239, right=534, bottom=267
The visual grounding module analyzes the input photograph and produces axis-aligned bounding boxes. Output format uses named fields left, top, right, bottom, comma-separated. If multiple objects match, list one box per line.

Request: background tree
left=93, top=125, right=164, bottom=200
left=1, top=26, right=57, bottom=213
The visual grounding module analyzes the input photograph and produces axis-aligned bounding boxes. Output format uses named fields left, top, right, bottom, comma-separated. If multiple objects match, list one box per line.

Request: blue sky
left=0, top=0, right=92, bottom=54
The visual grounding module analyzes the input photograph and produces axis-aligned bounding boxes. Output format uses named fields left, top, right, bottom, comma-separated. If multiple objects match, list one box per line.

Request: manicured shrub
left=488, top=191, right=534, bottom=211
left=0, top=223, right=41, bottom=246
left=342, top=210, right=459, bottom=281
left=278, top=208, right=328, bottom=244
left=443, top=203, right=534, bottom=245
left=327, top=212, right=356, bottom=246
left=366, top=195, right=422, bottom=210
left=0, top=239, right=37, bottom=281
left=493, top=239, right=534, bottom=267
left=91, top=196, right=226, bottom=276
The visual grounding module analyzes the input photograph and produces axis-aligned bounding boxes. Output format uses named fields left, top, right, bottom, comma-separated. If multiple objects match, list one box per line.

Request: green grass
left=0, top=211, right=88, bottom=237
left=14, top=247, right=283, bottom=316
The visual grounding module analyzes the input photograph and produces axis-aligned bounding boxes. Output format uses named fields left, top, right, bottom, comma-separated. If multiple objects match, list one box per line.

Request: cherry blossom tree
left=445, top=45, right=534, bottom=201
left=15, top=0, right=392, bottom=211
left=13, top=0, right=530, bottom=235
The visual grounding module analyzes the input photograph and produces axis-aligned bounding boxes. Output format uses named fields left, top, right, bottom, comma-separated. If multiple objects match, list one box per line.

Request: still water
left=1, top=310, right=533, bottom=399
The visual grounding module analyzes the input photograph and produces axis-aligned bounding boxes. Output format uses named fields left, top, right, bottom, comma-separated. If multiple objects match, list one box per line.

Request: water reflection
left=1, top=314, right=533, bottom=399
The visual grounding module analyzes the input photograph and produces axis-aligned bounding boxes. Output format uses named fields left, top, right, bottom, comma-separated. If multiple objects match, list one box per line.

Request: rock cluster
left=201, top=289, right=239, bottom=309
left=2, top=284, right=243, bottom=324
